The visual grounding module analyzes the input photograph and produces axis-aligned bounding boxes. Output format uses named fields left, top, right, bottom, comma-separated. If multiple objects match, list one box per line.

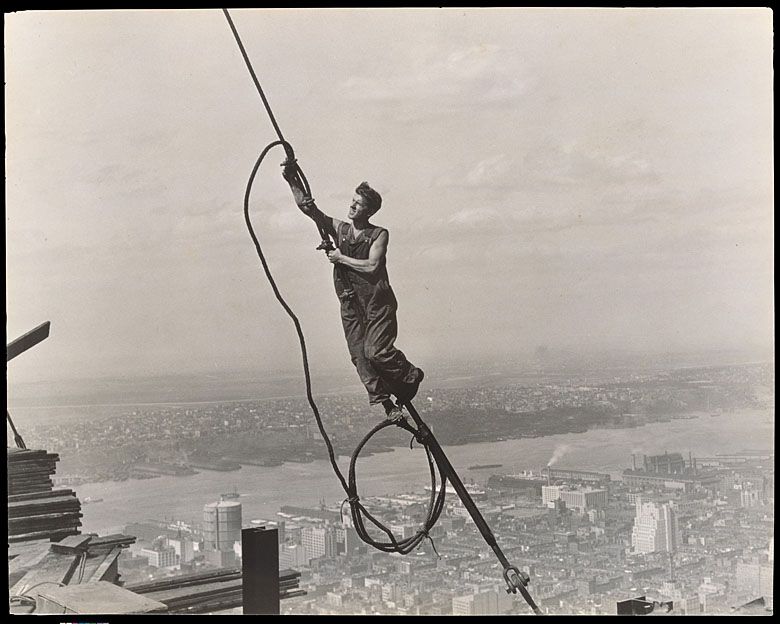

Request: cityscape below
left=8, top=359, right=775, bottom=615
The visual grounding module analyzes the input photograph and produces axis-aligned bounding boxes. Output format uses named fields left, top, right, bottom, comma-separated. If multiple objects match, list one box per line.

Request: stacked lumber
left=8, top=489, right=83, bottom=543
left=7, top=448, right=83, bottom=543
left=7, top=448, right=61, bottom=495
left=125, top=567, right=304, bottom=614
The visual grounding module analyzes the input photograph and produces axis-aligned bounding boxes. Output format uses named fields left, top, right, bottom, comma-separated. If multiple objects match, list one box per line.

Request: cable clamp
left=414, top=427, right=431, bottom=445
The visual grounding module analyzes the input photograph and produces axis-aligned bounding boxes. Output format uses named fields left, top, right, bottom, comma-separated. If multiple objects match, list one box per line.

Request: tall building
left=203, top=494, right=242, bottom=567
left=631, top=499, right=679, bottom=554
left=279, top=543, right=310, bottom=568
left=301, top=526, right=336, bottom=560
left=335, top=525, right=363, bottom=556
left=166, top=534, right=195, bottom=564
left=740, top=483, right=763, bottom=508
left=542, top=485, right=561, bottom=506
left=735, top=561, right=774, bottom=602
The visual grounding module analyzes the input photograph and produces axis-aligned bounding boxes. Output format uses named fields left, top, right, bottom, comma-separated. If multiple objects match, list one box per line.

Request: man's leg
left=364, top=305, right=424, bottom=403
left=340, top=301, right=393, bottom=405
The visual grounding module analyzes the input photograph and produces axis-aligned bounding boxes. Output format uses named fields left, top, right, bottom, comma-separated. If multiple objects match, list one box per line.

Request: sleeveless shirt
left=333, top=222, right=397, bottom=315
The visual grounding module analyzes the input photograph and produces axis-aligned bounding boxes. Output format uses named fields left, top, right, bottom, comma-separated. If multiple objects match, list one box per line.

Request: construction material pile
left=125, top=568, right=305, bottom=614
left=7, top=447, right=83, bottom=543
left=9, top=534, right=139, bottom=614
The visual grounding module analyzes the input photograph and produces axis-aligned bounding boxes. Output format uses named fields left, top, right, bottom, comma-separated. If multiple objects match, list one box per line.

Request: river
left=74, top=408, right=773, bottom=535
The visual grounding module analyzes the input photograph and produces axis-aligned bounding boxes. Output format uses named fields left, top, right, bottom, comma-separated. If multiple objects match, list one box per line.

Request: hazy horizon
left=6, top=9, right=774, bottom=386
left=7, top=346, right=773, bottom=413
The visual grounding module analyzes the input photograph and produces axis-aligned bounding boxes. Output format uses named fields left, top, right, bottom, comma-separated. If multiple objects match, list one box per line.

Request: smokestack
left=632, top=454, right=637, bottom=471
left=547, top=470, right=551, bottom=487
left=689, top=451, right=693, bottom=472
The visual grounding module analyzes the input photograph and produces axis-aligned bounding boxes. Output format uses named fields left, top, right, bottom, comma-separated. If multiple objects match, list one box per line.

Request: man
left=283, top=165, right=424, bottom=420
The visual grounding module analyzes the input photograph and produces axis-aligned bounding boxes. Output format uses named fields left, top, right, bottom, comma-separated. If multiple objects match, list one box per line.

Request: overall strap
left=338, top=221, right=351, bottom=247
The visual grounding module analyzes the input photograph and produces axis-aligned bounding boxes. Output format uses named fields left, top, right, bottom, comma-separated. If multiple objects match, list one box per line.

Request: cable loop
left=241, top=138, right=448, bottom=556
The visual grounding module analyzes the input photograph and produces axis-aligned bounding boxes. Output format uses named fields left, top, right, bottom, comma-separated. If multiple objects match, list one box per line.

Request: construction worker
left=283, top=165, right=424, bottom=420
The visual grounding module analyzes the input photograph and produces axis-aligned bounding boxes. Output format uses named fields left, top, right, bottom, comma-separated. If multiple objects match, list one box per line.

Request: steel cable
left=241, top=139, right=447, bottom=554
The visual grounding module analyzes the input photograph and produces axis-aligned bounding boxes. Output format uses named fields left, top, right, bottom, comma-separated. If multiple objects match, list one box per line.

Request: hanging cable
left=222, top=9, right=541, bottom=613
left=239, top=136, right=447, bottom=555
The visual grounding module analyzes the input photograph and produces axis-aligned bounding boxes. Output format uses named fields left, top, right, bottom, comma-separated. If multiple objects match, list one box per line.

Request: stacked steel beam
left=125, top=568, right=305, bottom=614
left=7, top=448, right=82, bottom=542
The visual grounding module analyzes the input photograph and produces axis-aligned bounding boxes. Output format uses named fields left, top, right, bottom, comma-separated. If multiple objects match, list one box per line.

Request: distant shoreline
left=8, top=357, right=772, bottom=409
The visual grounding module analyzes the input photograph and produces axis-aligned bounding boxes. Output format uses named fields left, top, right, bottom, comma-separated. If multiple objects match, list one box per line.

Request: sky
left=5, top=8, right=774, bottom=385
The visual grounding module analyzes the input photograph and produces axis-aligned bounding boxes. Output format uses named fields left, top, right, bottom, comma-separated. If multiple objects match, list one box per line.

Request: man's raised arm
left=282, top=162, right=338, bottom=237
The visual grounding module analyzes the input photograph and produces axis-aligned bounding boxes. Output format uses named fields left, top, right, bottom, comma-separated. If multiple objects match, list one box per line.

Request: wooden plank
left=8, top=538, right=52, bottom=559
left=88, top=547, right=122, bottom=583
left=9, top=503, right=82, bottom=518
left=8, top=489, right=76, bottom=502
left=9, top=512, right=83, bottom=528
left=8, top=495, right=80, bottom=512
left=9, top=527, right=81, bottom=543
left=7, top=448, right=54, bottom=460
left=6, top=321, right=50, bottom=362
left=8, top=541, right=53, bottom=587
left=35, top=581, right=168, bottom=614
left=86, top=533, right=137, bottom=548
left=7, top=462, right=58, bottom=469
left=51, top=534, right=92, bottom=553
left=7, top=455, right=59, bottom=464
left=10, top=550, right=82, bottom=602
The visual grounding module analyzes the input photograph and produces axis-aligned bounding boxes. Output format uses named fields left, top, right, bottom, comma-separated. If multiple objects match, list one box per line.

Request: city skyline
left=8, top=354, right=774, bottom=614
left=5, top=8, right=774, bottom=385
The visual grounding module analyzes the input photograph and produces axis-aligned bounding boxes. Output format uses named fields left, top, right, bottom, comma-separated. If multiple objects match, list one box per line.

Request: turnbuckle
left=503, top=566, right=530, bottom=593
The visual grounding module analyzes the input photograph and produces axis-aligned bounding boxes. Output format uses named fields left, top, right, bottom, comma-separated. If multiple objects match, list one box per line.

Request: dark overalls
left=334, top=222, right=422, bottom=405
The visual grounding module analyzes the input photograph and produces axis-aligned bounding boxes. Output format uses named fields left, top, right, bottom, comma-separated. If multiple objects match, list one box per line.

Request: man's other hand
left=327, top=249, right=343, bottom=264
left=281, top=160, right=297, bottom=182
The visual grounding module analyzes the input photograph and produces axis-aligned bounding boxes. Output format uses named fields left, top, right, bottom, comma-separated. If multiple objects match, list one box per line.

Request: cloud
left=416, top=242, right=457, bottom=263
left=340, top=43, right=528, bottom=118
left=447, top=206, right=501, bottom=227
left=522, top=140, right=660, bottom=189
left=433, top=154, right=522, bottom=198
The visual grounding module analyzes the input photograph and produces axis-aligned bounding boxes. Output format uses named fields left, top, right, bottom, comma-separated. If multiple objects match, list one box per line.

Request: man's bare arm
left=283, top=164, right=339, bottom=236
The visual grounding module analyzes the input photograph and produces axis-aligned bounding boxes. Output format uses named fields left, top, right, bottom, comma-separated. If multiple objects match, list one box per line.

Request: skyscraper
left=631, top=499, right=679, bottom=554
left=301, top=525, right=337, bottom=560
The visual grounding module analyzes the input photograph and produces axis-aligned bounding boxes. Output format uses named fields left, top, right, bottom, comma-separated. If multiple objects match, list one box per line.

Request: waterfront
left=73, top=407, right=773, bottom=535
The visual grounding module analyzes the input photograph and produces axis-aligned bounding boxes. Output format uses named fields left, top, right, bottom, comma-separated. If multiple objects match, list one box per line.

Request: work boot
left=383, top=400, right=406, bottom=424
left=395, top=368, right=425, bottom=405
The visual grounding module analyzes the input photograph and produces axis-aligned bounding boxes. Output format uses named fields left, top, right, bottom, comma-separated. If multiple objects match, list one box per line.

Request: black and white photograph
left=6, top=7, right=774, bottom=616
